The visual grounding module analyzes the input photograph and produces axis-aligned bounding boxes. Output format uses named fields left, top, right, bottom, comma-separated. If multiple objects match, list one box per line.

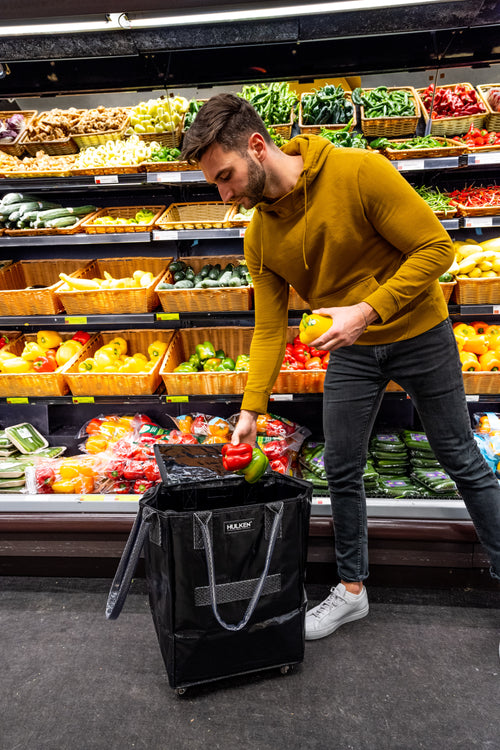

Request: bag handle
left=105, top=508, right=151, bottom=621
left=194, top=501, right=284, bottom=632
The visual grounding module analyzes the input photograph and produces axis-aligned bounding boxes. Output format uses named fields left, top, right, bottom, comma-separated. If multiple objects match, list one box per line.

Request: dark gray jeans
left=322, top=317, right=500, bottom=583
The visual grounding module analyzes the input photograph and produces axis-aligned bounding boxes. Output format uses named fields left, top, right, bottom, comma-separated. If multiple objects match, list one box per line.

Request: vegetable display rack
left=358, top=87, right=421, bottom=138
left=81, top=206, right=166, bottom=234
left=0, top=258, right=93, bottom=316
left=416, top=83, right=490, bottom=137
left=156, top=255, right=253, bottom=313
left=64, top=329, right=175, bottom=396
left=477, top=84, right=500, bottom=131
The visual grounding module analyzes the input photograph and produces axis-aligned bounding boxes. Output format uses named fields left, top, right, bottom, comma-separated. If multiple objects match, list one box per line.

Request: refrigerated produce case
left=0, top=1, right=500, bottom=583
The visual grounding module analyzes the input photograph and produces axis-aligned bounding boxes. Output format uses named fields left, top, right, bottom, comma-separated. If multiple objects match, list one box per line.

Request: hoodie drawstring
left=302, top=174, right=309, bottom=271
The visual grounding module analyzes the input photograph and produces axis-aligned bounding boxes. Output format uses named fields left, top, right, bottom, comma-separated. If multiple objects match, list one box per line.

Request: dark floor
left=1, top=577, right=499, bottom=750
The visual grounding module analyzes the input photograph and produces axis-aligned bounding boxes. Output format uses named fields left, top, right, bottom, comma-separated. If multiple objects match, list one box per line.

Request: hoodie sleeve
left=357, top=152, right=454, bottom=322
left=241, top=216, right=290, bottom=415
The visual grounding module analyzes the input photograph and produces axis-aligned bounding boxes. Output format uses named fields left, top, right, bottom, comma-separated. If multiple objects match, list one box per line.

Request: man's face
left=199, top=142, right=266, bottom=209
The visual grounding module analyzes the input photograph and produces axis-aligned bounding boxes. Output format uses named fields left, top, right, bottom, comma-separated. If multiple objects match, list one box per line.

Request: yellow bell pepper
left=94, top=348, right=119, bottom=369
left=148, top=340, right=167, bottom=359
left=37, top=330, right=63, bottom=349
left=21, top=342, right=46, bottom=361
left=132, top=352, right=148, bottom=363
left=52, top=479, right=77, bottom=494
left=1, top=356, right=32, bottom=373
left=55, top=339, right=83, bottom=366
left=299, top=313, right=333, bottom=346
left=108, top=337, right=128, bottom=355
left=119, top=358, right=144, bottom=373
left=462, top=335, right=489, bottom=356
left=78, top=358, right=97, bottom=372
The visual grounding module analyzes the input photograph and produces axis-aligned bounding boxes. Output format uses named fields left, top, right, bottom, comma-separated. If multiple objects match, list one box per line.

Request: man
left=182, top=93, right=500, bottom=643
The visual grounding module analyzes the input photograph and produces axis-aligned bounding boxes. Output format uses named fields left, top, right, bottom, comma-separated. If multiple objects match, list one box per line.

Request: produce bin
left=462, top=372, right=500, bottom=395
left=80, top=205, right=165, bottom=234
left=378, top=136, right=467, bottom=160
left=55, top=256, right=171, bottom=315
left=476, top=84, right=500, bottom=131
left=298, top=91, right=355, bottom=135
left=358, top=87, right=421, bottom=137
left=156, top=255, right=253, bottom=313
left=416, top=83, right=490, bottom=137
left=0, top=332, right=96, bottom=397
left=70, top=109, right=130, bottom=149
left=64, top=329, right=175, bottom=396
left=155, top=202, right=234, bottom=230
left=0, top=110, right=37, bottom=157
left=455, top=277, right=500, bottom=305
left=0, top=258, right=94, bottom=316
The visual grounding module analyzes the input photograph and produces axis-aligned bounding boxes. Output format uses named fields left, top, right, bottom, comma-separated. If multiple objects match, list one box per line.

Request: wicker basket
left=439, top=281, right=457, bottom=304
left=359, top=87, right=421, bottom=137
left=64, top=329, right=175, bottom=396
left=416, top=83, right=489, bottom=137
left=226, top=204, right=256, bottom=228
left=451, top=202, right=500, bottom=218
left=433, top=207, right=458, bottom=219
left=71, top=112, right=130, bottom=149
left=71, top=164, right=143, bottom=176
left=380, top=136, right=467, bottom=160
left=4, top=210, right=98, bottom=237
left=142, top=160, right=198, bottom=172
left=462, top=372, right=500, bottom=395
left=0, top=110, right=37, bottom=157
left=20, top=131, right=79, bottom=156
left=81, top=206, right=166, bottom=234
left=155, top=202, right=233, bottom=230
left=55, top=257, right=171, bottom=315
left=156, top=255, right=253, bottom=313
left=0, top=332, right=95, bottom=397
left=476, top=84, right=500, bottom=131
left=138, top=126, right=183, bottom=149
left=299, top=92, right=355, bottom=135
left=288, top=287, right=309, bottom=310
left=455, top=277, right=500, bottom=305
left=0, top=258, right=93, bottom=316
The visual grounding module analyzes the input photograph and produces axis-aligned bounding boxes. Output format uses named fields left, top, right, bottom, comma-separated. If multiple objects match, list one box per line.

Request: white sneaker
left=305, top=583, right=369, bottom=640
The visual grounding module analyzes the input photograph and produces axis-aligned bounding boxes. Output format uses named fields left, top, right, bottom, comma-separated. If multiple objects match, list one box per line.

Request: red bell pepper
left=144, top=461, right=161, bottom=482
left=221, top=442, right=253, bottom=471
left=265, top=419, right=295, bottom=437
left=71, top=330, right=91, bottom=346
left=270, top=456, right=290, bottom=475
left=262, top=440, right=286, bottom=460
left=0, top=335, right=9, bottom=349
left=32, top=355, right=56, bottom=372
left=123, top=460, right=146, bottom=480
left=110, top=480, right=133, bottom=494
left=133, top=479, right=155, bottom=494
left=36, top=466, right=56, bottom=492
left=105, top=459, right=125, bottom=480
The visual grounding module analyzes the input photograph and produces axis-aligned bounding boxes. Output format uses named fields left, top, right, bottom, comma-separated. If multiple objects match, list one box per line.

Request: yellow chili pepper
left=21, top=341, right=46, bottom=361
left=148, top=340, right=168, bottom=359
left=37, top=330, right=63, bottom=349
left=59, top=273, right=100, bottom=291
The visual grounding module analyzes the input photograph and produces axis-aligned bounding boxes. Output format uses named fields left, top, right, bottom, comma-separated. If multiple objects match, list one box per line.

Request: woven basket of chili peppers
left=352, top=86, right=421, bottom=137
left=448, top=185, right=500, bottom=217
left=416, top=83, right=490, bottom=137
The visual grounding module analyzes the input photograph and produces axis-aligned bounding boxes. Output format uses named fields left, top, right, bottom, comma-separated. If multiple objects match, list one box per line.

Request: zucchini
left=228, top=276, right=243, bottom=287
left=199, top=264, right=211, bottom=279
left=199, top=278, right=221, bottom=288
left=173, top=279, right=194, bottom=289
left=0, top=477, right=26, bottom=488
left=5, top=423, right=49, bottom=454
left=7, top=210, right=21, bottom=222
left=17, top=201, right=60, bottom=215
left=173, top=271, right=186, bottom=282
left=0, top=461, right=26, bottom=478
left=168, top=261, right=186, bottom=274
left=33, top=446, right=67, bottom=458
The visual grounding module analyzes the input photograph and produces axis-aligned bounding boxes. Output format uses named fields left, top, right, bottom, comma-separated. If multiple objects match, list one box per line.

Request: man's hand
left=310, top=303, right=378, bottom=351
left=232, top=409, right=258, bottom=445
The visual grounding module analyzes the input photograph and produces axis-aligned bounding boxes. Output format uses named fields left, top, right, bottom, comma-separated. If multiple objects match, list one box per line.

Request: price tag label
left=153, top=230, right=178, bottom=241
left=239, top=228, right=246, bottom=237
left=80, top=494, right=105, bottom=501
left=466, top=394, right=480, bottom=402
left=270, top=394, right=293, bottom=401
left=113, top=494, right=138, bottom=501
left=396, top=159, right=425, bottom=171
left=65, top=316, right=87, bottom=325
left=72, top=396, right=95, bottom=404
left=94, top=175, right=118, bottom=184
left=156, top=172, right=181, bottom=182
left=6, top=397, right=29, bottom=404
left=156, top=313, right=180, bottom=321
left=493, top=306, right=500, bottom=315
left=166, top=395, right=189, bottom=402
left=464, top=217, right=493, bottom=228
left=470, top=152, right=500, bottom=166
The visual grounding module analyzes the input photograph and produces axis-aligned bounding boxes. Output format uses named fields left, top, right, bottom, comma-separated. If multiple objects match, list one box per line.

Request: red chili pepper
left=71, top=330, right=91, bottom=346
left=221, top=442, right=253, bottom=471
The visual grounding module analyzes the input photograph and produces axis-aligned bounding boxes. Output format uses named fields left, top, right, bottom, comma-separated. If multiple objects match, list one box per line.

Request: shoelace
left=311, top=587, right=346, bottom=619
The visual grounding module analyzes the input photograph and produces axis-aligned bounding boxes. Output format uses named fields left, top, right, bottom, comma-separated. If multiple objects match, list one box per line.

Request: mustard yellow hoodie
left=242, top=135, right=453, bottom=414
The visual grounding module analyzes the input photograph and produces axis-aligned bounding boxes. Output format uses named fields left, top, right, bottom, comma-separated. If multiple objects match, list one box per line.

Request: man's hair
left=181, top=93, right=273, bottom=164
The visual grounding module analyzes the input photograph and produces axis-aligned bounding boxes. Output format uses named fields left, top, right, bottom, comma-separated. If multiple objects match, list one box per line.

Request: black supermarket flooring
left=1, top=576, right=499, bottom=750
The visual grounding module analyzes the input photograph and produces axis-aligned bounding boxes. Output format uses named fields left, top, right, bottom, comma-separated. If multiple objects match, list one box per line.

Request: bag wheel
left=176, top=687, right=188, bottom=696
left=280, top=665, right=291, bottom=675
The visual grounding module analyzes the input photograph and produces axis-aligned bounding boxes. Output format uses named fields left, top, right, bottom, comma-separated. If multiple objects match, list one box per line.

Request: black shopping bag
left=106, top=445, right=312, bottom=691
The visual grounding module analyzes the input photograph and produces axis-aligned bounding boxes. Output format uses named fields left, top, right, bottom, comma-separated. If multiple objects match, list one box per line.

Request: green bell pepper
left=173, top=362, right=198, bottom=373
left=215, top=357, right=236, bottom=371
left=195, top=341, right=216, bottom=361
left=203, top=357, right=222, bottom=371
left=215, top=349, right=226, bottom=359
left=234, top=354, right=250, bottom=371
left=238, top=446, right=269, bottom=483
left=188, top=353, right=201, bottom=369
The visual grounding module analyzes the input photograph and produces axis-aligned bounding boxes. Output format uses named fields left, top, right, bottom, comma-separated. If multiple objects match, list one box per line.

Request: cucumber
left=193, top=273, right=204, bottom=285
left=221, top=263, right=234, bottom=275
left=174, top=279, right=194, bottom=289
left=158, top=282, right=175, bottom=290
left=168, top=261, right=186, bottom=274
left=185, top=268, right=195, bottom=281
left=0, top=193, right=39, bottom=206
left=17, top=201, right=60, bottom=215
left=217, top=270, right=233, bottom=286
left=44, top=216, right=78, bottom=228
left=173, top=271, right=186, bottom=282
left=33, top=446, right=67, bottom=458
left=228, top=275, right=243, bottom=287
left=7, top=210, right=21, bottom=222
left=208, top=264, right=221, bottom=280
left=199, top=264, right=211, bottom=279
left=0, top=461, right=26, bottom=478
left=199, top=278, right=221, bottom=288
left=65, top=205, right=97, bottom=216
left=0, top=476, right=26, bottom=488
left=35, top=207, right=72, bottom=221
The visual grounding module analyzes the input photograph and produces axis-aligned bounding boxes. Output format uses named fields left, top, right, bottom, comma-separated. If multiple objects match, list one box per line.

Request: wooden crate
left=64, top=329, right=175, bottom=396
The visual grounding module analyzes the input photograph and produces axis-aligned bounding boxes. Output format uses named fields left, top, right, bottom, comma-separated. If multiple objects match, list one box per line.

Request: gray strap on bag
left=193, top=501, right=284, bottom=632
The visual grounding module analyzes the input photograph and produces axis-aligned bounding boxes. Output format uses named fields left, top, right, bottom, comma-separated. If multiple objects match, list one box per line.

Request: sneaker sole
left=305, top=604, right=369, bottom=641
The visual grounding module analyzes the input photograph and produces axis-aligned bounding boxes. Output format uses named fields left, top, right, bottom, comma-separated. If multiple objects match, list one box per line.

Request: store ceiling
left=0, top=0, right=498, bottom=96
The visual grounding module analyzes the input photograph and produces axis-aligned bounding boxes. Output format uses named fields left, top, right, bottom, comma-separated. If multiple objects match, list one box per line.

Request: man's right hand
left=232, top=409, right=258, bottom=445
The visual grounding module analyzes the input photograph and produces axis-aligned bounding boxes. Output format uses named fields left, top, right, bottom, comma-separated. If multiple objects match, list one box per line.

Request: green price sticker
left=6, top=397, right=29, bottom=404
left=166, top=395, right=189, bottom=403
left=72, top=396, right=95, bottom=404
left=156, top=313, right=180, bottom=321
left=65, top=316, right=88, bottom=325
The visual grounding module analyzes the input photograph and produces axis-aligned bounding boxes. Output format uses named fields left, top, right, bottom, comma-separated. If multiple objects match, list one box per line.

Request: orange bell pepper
left=59, top=461, right=81, bottom=480
left=459, top=351, right=481, bottom=371
left=479, top=350, right=500, bottom=371
left=485, top=324, right=500, bottom=337
left=204, top=435, right=229, bottom=444
left=74, top=475, right=95, bottom=494
left=85, top=435, right=109, bottom=454
left=471, top=321, right=488, bottom=334
left=462, top=335, right=489, bottom=356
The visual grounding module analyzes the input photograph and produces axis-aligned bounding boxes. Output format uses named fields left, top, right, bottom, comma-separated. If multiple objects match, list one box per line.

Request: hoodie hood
left=255, top=134, right=333, bottom=271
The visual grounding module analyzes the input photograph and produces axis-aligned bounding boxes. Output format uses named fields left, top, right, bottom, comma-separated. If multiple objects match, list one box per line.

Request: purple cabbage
left=0, top=113, right=25, bottom=143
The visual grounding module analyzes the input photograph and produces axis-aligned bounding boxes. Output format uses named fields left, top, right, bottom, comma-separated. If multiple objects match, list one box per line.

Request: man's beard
left=242, top=155, right=266, bottom=207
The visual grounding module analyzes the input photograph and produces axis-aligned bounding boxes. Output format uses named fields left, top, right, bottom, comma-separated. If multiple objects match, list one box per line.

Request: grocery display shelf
left=0, top=232, right=151, bottom=247
left=0, top=493, right=472, bottom=519
left=391, top=156, right=462, bottom=172
left=0, top=172, right=206, bottom=192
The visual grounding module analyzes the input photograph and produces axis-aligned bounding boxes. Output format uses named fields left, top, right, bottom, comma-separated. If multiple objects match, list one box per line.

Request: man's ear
left=248, top=132, right=267, bottom=161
